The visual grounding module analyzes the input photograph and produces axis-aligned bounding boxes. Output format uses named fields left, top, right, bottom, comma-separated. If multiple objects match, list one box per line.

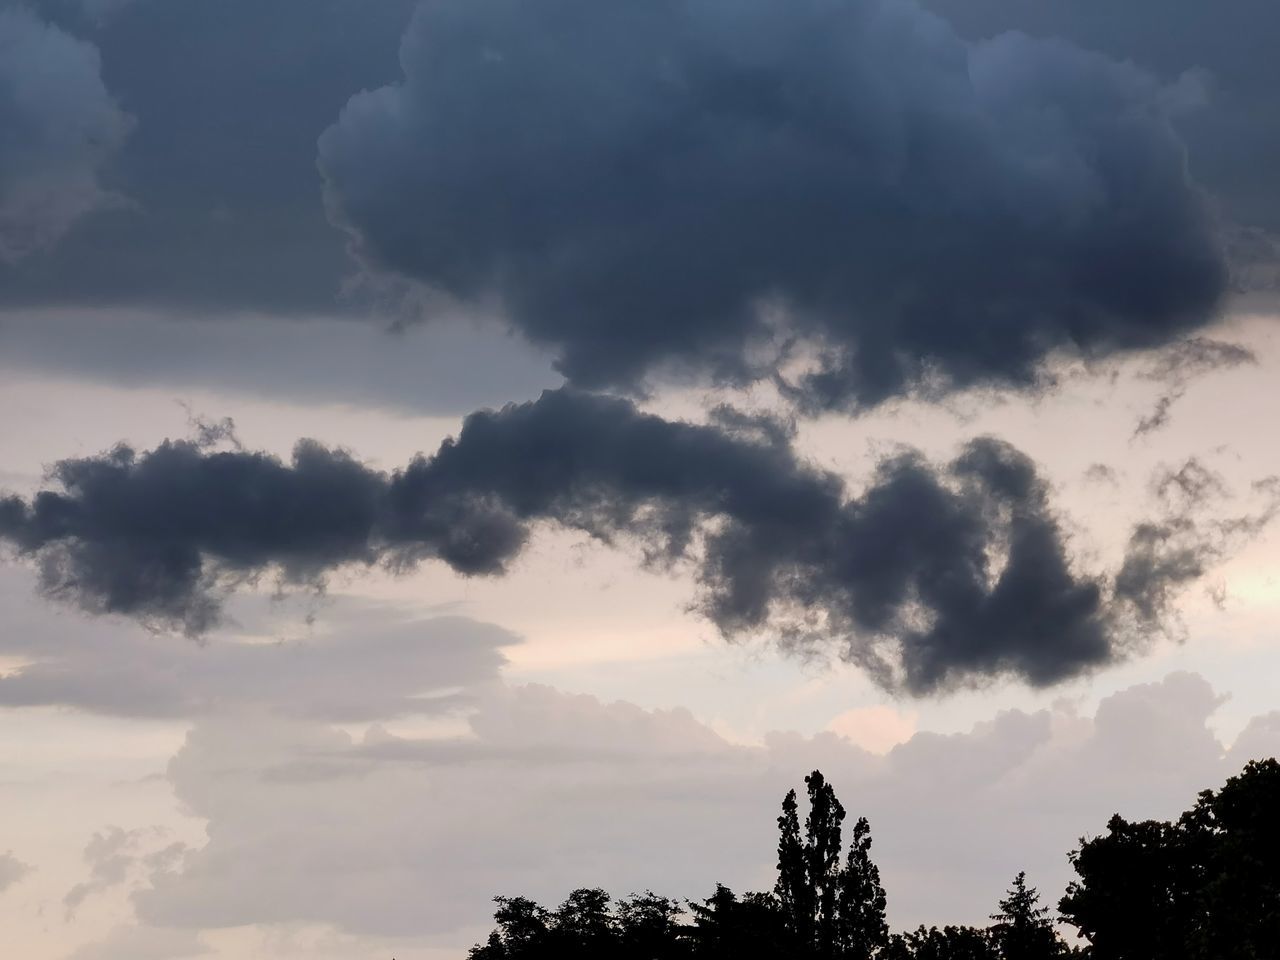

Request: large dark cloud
left=922, top=0, right=1280, bottom=240
left=0, top=0, right=413, bottom=312
left=319, top=0, right=1226, bottom=408
left=0, top=5, right=130, bottom=262
left=0, top=389, right=1240, bottom=693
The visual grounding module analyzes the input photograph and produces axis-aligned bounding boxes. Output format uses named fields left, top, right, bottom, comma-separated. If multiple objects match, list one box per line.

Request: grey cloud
left=0, top=0, right=414, bottom=313
left=0, top=850, right=32, bottom=893
left=0, top=388, right=1170, bottom=694
left=320, top=0, right=1225, bottom=408
left=0, top=308, right=558, bottom=416
left=64, top=826, right=168, bottom=918
left=922, top=0, right=1280, bottom=237
left=1083, top=463, right=1119, bottom=486
left=0, top=602, right=516, bottom=721
left=129, top=672, right=1273, bottom=940
left=0, top=6, right=130, bottom=262
left=1132, top=337, right=1255, bottom=438
left=1113, top=459, right=1280, bottom=632
left=7, top=390, right=1268, bottom=693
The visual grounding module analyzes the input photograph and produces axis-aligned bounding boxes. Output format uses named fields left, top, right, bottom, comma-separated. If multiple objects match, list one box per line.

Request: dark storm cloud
left=0, top=434, right=388, bottom=634
left=922, top=0, right=1280, bottom=237
left=0, top=389, right=1242, bottom=694
left=0, top=5, right=130, bottom=262
left=0, top=0, right=414, bottom=312
left=319, top=0, right=1226, bottom=409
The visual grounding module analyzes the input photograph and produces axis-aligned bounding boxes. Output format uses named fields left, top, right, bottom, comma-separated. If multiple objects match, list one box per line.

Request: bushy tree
left=467, top=896, right=550, bottom=959
left=1192, top=757, right=1280, bottom=957
left=618, top=891, right=690, bottom=959
left=1060, top=758, right=1280, bottom=960
left=1058, top=816, right=1197, bottom=959
left=548, top=888, right=617, bottom=956
left=883, top=925, right=995, bottom=960
left=686, top=883, right=792, bottom=959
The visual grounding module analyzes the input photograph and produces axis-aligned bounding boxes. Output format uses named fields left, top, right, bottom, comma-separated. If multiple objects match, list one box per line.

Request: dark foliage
left=1060, top=758, right=1280, bottom=959
left=883, top=925, right=996, bottom=960
left=468, top=770, right=1065, bottom=960
left=469, top=760, right=1280, bottom=959
left=989, top=873, right=1066, bottom=960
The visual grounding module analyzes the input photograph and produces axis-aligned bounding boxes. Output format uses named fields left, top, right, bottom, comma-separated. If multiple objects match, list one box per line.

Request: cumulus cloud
left=0, top=6, right=130, bottom=262
left=319, top=0, right=1225, bottom=407
left=3, top=389, right=1225, bottom=692
left=121, top=672, right=1280, bottom=941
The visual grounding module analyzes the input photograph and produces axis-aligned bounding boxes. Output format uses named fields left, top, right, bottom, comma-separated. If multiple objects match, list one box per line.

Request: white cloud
left=122, top=671, right=1280, bottom=949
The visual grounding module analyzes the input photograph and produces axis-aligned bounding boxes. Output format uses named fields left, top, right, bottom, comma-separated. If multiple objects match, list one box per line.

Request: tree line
left=468, top=759, right=1280, bottom=959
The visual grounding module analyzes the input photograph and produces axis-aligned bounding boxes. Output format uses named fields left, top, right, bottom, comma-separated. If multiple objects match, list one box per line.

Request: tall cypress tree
left=776, top=787, right=813, bottom=946
left=838, top=816, right=889, bottom=959
left=776, top=771, right=889, bottom=959
left=806, top=771, right=848, bottom=958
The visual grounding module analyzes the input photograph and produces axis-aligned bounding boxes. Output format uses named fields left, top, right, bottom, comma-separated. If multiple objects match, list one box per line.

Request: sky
left=2, top=0, right=1280, bottom=956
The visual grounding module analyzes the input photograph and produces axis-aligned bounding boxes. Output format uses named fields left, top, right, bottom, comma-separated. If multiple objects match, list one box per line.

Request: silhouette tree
left=776, top=771, right=888, bottom=958
left=988, top=872, right=1062, bottom=960
left=466, top=759, right=1280, bottom=960
left=883, top=925, right=995, bottom=960
left=467, top=896, right=550, bottom=959
left=548, top=888, right=617, bottom=956
left=1061, top=758, right=1280, bottom=960
left=838, top=815, right=889, bottom=959
left=686, top=883, right=792, bottom=959
left=1063, top=810, right=1209, bottom=960
left=806, top=771, right=848, bottom=958
left=1190, top=757, right=1280, bottom=958
left=618, top=891, right=689, bottom=959
left=776, top=785, right=815, bottom=947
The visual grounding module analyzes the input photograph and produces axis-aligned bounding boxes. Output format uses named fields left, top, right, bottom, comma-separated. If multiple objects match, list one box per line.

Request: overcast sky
left=2, top=1, right=1280, bottom=957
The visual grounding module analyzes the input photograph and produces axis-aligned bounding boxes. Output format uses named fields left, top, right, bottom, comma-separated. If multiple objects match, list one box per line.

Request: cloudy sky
left=2, top=0, right=1280, bottom=956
